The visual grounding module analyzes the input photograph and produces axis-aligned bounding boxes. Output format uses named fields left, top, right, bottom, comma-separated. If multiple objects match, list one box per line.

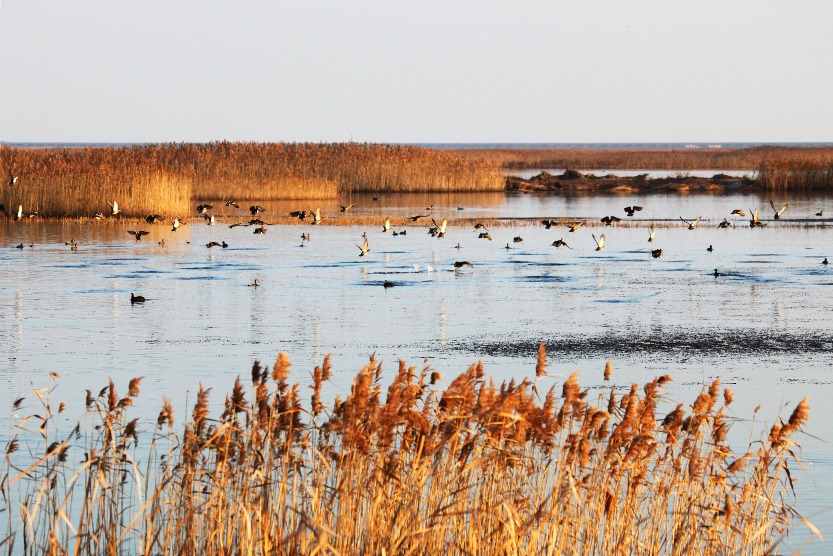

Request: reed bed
left=1, top=143, right=503, bottom=218
left=1, top=350, right=812, bottom=555
left=452, top=146, right=833, bottom=172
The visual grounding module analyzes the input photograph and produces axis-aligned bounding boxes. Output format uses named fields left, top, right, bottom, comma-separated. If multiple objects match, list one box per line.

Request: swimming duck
left=513, top=236, right=524, bottom=244
left=253, top=226, right=267, bottom=234
left=707, top=245, right=713, bottom=252
left=823, top=258, right=828, bottom=265
left=651, top=249, right=663, bottom=258
left=130, top=293, right=146, bottom=303
left=383, top=280, right=395, bottom=288
left=713, top=269, right=721, bottom=277
left=247, top=279, right=260, bottom=287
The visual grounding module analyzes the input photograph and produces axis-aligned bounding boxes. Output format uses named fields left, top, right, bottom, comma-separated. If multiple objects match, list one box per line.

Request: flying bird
left=551, top=238, right=571, bottom=249
left=770, top=200, right=788, bottom=220
left=196, top=204, right=212, bottom=214
left=541, top=220, right=557, bottom=229
left=718, top=219, right=733, bottom=229
left=127, top=230, right=150, bottom=241
left=680, top=216, right=701, bottom=230
left=600, top=215, right=621, bottom=226
left=453, top=261, right=473, bottom=269
left=250, top=205, right=265, bottom=215
left=310, top=207, right=322, bottom=225
left=8, top=173, right=18, bottom=187
left=478, top=232, right=492, bottom=241
left=171, top=218, right=183, bottom=232
left=408, top=213, right=430, bottom=222
left=204, top=214, right=216, bottom=225
left=382, top=217, right=391, bottom=233
left=647, top=227, right=656, bottom=242
left=357, top=237, right=369, bottom=256
left=339, top=203, right=356, bottom=213
left=749, top=208, right=767, bottom=228
left=226, top=200, right=240, bottom=208
left=474, top=223, right=489, bottom=231
left=15, top=204, right=23, bottom=221
left=109, top=201, right=120, bottom=216
left=289, top=210, right=307, bottom=221
left=146, top=214, right=163, bottom=223
left=624, top=206, right=643, bottom=216
left=592, top=233, right=605, bottom=251
left=568, top=223, right=583, bottom=233
left=731, top=209, right=746, bottom=217
left=93, top=212, right=105, bottom=220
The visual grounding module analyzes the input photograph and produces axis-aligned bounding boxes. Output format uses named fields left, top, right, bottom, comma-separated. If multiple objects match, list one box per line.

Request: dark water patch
left=517, top=275, right=570, bottom=284
left=449, top=327, right=833, bottom=359
left=174, top=276, right=231, bottom=281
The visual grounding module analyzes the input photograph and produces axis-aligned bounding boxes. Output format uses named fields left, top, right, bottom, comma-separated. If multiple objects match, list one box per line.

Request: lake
left=1, top=189, right=831, bottom=553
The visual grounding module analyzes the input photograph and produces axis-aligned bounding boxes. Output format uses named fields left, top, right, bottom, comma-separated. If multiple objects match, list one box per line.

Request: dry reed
left=0, top=353, right=814, bottom=555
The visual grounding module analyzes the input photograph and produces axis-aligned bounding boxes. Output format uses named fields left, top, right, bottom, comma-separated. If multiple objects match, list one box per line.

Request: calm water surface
left=1, top=191, right=831, bottom=553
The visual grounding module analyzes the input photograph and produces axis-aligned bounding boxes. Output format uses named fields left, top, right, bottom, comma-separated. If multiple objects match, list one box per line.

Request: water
left=1, top=191, right=832, bottom=553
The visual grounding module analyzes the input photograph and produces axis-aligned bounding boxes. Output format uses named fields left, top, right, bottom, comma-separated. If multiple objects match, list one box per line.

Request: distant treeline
left=0, top=143, right=504, bottom=218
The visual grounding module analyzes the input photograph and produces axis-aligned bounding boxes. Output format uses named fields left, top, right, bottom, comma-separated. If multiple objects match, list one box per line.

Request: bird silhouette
left=171, top=218, right=183, bottom=232
left=196, top=204, right=212, bottom=214
left=204, top=214, right=216, bottom=225
left=226, top=200, right=240, bottom=208
left=478, top=232, right=492, bottom=241
left=513, top=236, right=523, bottom=244
left=749, top=208, right=767, bottom=228
left=339, top=203, right=356, bottom=213
left=541, top=220, right=557, bottom=229
left=600, top=215, right=621, bottom=225
left=453, top=261, right=473, bottom=269
left=731, top=209, right=746, bottom=217
left=651, top=249, right=663, bottom=258
left=815, top=210, right=823, bottom=217
left=713, top=269, right=721, bottom=277
left=310, top=207, right=322, bottom=225
left=247, top=278, right=260, bottom=287
left=551, top=238, right=571, bottom=249
left=250, top=205, right=265, bottom=216
left=130, top=293, right=146, bottom=304
left=474, top=222, right=489, bottom=231
left=823, top=258, right=829, bottom=265
left=8, top=173, right=18, bottom=187
left=568, top=222, right=583, bottom=233
left=408, top=213, right=430, bottom=222
left=253, top=226, right=267, bottom=234
left=383, top=280, right=395, bottom=288
left=592, top=233, right=605, bottom=251
left=146, top=214, right=163, bottom=223
left=718, top=219, right=733, bottom=229
left=624, top=206, right=643, bottom=216
left=128, top=230, right=150, bottom=241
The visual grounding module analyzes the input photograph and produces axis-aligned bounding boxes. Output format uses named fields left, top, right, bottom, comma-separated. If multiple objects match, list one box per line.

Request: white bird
left=8, top=173, right=18, bottom=187
left=15, top=204, right=23, bottom=221
left=204, top=214, right=216, bottom=225
left=171, top=218, right=182, bottom=232
left=357, top=237, right=369, bottom=257
left=382, top=217, right=391, bottom=233
left=592, top=233, right=605, bottom=251
left=310, top=207, right=322, bottom=225
left=109, top=201, right=120, bottom=216
left=647, top=227, right=656, bottom=242
left=680, top=215, right=701, bottom=230
left=431, top=217, right=447, bottom=238
left=770, top=200, right=788, bottom=220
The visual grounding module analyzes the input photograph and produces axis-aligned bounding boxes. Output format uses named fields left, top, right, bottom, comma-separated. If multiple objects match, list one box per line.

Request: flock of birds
left=3, top=169, right=829, bottom=301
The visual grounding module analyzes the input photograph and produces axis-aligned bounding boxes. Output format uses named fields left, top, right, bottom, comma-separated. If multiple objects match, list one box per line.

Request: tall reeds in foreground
left=1, top=352, right=813, bottom=555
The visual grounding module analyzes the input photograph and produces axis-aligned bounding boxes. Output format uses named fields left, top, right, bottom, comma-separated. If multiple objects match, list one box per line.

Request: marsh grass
left=1, top=143, right=504, bottom=218
left=0, top=351, right=813, bottom=555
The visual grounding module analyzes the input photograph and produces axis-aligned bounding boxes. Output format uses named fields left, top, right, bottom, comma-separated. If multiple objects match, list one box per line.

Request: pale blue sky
left=1, top=1, right=830, bottom=143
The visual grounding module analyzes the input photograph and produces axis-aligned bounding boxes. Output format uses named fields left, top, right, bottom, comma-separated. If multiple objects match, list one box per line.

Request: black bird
left=128, top=230, right=150, bottom=241
left=718, top=219, right=733, bottom=229
left=478, top=232, right=492, bottom=241
left=197, top=204, right=212, bottom=214
left=513, top=236, right=524, bottom=244
left=226, top=201, right=240, bottom=208
left=815, top=210, right=823, bottom=217
left=146, top=214, right=163, bottom=223
left=130, top=293, right=146, bottom=304
left=250, top=205, right=265, bottom=216
left=552, top=238, right=571, bottom=249
left=289, top=210, right=307, bottom=221
left=206, top=241, right=222, bottom=248
left=541, top=220, right=557, bottom=229
left=707, top=245, right=713, bottom=252
left=713, top=269, right=721, bottom=277
left=600, top=215, right=621, bottom=225
left=453, top=261, right=473, bottom=269
left=253, top=226, right=267, bottom=234
left=383, top=280, right=395, bottom=288
left=339, top=203, right=356, bottom=213
left=0, top=204, right=9, bottom=217
left=823, top=258, right=829, bottom=265
left=249, top=218, right=267, bottom=226
left=473, top=222, right=489, bottom=231
left=8, top=173, right=19, bottom=187
left=15, top=243, right=24, bottom=249
left=392, top=230, right=407, bottom=236
left=651, top=249, right=663, bottom=258
left=624, top=206, right=643, bottom=217
left=408, top=213, right=430, bottom=222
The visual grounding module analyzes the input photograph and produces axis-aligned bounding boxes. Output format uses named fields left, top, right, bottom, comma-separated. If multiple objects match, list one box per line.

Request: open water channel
left=1, top=189, right=831, bottom=553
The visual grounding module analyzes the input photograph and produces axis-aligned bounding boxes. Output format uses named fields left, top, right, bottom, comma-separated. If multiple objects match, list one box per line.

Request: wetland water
left=1, top=190, right=832, bottom=553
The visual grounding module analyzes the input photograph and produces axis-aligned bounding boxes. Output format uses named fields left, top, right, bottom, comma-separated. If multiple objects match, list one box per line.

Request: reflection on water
left=1, top=191, right=832, bottom=553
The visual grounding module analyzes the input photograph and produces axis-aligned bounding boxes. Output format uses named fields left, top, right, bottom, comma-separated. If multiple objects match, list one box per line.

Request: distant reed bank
left=0, top=143, right=504, bottom=217
left=2, top=144, right=831, bottom=219
left=1, top=350, right=812, bottom=555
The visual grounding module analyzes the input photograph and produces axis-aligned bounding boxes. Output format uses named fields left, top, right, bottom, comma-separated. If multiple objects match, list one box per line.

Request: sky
left=1, top=1, right=831, bottom=144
